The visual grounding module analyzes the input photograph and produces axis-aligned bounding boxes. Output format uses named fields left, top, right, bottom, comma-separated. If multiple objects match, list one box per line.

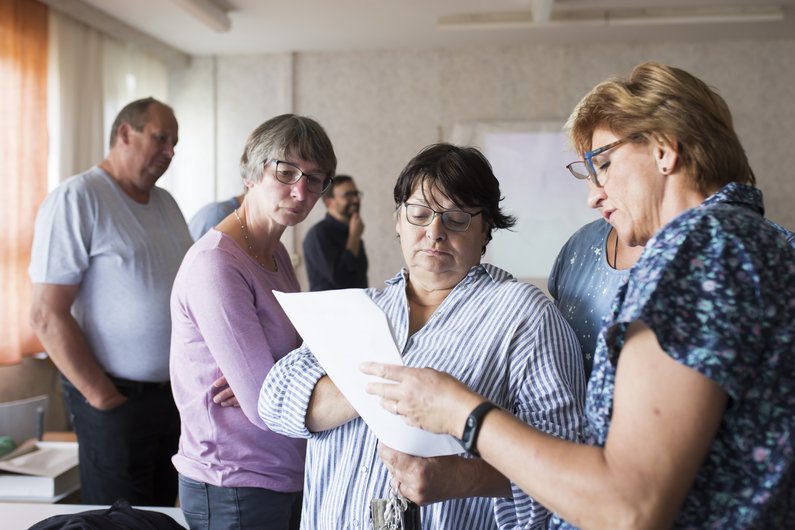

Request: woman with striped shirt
left=260, top=143, right=585, bottom=529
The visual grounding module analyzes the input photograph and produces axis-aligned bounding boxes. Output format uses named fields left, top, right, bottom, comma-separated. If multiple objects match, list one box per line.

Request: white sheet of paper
left=273, top=289, right=462, bottom=457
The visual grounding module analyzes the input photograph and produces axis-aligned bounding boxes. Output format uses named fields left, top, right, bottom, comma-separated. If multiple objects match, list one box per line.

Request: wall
left=168, top=38, right=795, bottom=290
left=0, top=357, right=70, bottom=433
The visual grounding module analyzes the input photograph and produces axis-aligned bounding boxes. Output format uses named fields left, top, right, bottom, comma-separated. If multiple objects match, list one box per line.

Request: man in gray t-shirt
left=29, top=98, right=192, bottom=506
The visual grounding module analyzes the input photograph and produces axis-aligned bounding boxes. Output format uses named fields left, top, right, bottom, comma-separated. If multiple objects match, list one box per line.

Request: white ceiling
left=63, top=0, right=795, bottom=56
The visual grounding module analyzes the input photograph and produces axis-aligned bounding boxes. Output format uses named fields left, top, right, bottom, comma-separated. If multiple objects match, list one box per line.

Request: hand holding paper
left=273, top=289, right=462, bottom=457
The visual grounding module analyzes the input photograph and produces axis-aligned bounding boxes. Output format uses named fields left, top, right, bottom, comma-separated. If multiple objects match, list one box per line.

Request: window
left=0, top=0, right=48, bottom=363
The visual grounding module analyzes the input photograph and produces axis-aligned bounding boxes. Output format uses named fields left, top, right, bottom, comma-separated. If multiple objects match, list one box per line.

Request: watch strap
left=458, top=401, right=498, bottom=457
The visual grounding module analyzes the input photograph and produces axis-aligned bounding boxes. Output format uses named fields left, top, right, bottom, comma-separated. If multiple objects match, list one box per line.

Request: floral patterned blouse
left=550, top=183, right=795, bottom=529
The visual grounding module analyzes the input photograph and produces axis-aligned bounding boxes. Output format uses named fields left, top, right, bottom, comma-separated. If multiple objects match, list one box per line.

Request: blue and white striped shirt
left=259, top=264, right=585, bottom=530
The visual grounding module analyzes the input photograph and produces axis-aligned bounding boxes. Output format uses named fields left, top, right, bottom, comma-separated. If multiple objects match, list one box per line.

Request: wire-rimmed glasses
left=404, top=203, right=482, bottom=232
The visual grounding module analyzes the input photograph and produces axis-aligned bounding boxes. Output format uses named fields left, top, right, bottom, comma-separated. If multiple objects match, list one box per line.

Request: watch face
left=461, top=401, right=498, bottom=456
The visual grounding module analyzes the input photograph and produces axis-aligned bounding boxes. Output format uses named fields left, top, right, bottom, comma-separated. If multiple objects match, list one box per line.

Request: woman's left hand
left=361, top=363, right=482, bottom=437
left=377, top=443, right=512, bottom=505
left=212, top=375, right=240, bottom=407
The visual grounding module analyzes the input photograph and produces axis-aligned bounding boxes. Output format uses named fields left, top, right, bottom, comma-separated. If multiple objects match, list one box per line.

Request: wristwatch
left=458, top=401, right=498, bottom=457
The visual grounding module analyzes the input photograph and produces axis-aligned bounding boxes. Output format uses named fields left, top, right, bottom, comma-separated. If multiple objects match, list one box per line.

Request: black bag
left=28, top=499, right=184, bottom=530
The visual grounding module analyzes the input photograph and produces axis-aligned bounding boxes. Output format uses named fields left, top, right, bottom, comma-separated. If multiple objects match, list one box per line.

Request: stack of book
left=0, top=440, right=79, bottom=502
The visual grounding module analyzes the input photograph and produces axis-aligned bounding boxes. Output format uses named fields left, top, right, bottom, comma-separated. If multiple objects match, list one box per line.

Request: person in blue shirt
left=188, top=193, right=244, bottom=241
left=365, top=61, right=795, bottom=529
left=548, top=219, right=643, bottom=380
left=549, top=198, right=792, bottom=384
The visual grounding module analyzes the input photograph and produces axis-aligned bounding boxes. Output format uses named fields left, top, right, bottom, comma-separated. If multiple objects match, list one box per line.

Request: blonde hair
left=566, top=61, right=755, bottom=193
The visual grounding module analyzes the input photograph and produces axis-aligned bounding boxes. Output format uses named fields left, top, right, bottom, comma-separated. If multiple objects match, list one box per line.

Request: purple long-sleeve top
left=170, top=229, right=305, bottom=491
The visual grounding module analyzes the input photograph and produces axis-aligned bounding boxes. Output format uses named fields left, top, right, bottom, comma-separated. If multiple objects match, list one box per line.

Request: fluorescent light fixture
left=171, top=0, right=231, bottom=32
left=438, top=12, right=535, bottom=30
left=606, top=7, right=785, bottom=26
left=438, top=5, right=785, bottom=30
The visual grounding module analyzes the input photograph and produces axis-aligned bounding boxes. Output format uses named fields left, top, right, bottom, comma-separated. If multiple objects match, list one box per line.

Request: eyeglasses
left=566, top=137, right=631, bottom=187
left=269, top=160, right=332, bottom=194
left=340, top=190, right=363, bottom=200
left=404, top=203, right=482, bottom=232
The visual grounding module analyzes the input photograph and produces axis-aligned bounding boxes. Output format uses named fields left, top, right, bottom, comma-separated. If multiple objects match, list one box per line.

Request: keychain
left=370, top=484, right=421, bottom=530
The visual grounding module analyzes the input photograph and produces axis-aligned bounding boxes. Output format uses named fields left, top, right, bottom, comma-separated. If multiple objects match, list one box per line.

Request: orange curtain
left=0, top=0, right=48, bottom=364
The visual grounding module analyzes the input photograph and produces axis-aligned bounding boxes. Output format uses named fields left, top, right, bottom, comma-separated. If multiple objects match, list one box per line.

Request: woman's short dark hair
left=393, top=143, right=516, bottom=254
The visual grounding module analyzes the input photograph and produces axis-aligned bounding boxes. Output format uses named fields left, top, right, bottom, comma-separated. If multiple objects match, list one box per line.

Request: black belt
left=107, top=374, right=170, bottom=393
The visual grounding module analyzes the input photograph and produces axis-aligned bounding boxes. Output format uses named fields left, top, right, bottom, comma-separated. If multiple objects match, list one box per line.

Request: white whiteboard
left=451, top=122, right=598, bottom=282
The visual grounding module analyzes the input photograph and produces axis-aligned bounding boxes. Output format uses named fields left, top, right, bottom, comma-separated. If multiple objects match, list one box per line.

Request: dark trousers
left=61, top=375, right=180, bottom=506
left=178, top=474, right=302, bottom=530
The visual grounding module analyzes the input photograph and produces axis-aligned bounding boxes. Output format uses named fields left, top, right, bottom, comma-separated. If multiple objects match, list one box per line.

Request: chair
left=0, top=394, right=49, bottom=446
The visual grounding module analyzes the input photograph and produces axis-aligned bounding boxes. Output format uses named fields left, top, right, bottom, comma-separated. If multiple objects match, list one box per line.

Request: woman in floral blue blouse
left=364, top=61, right=795, bottom=529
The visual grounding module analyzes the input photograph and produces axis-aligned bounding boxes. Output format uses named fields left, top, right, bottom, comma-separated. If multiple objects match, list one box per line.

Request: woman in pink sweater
left=169, top=114, right=336, bottom=530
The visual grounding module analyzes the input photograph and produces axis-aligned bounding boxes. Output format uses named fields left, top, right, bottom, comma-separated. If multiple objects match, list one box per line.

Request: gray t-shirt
left=29, top=166, right=193, bottom=381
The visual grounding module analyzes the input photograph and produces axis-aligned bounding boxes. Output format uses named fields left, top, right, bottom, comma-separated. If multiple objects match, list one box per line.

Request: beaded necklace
left=234, top=208, right=278, bottom=272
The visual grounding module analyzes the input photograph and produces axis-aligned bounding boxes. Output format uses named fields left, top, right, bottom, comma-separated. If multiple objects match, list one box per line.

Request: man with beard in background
left=303, top=174, right=368, bottom=290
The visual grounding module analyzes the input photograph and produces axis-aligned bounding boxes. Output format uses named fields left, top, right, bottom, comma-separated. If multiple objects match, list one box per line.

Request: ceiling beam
left=39, top=0, right=190, bottom=68
left=170, top=0, right=231, bottom=32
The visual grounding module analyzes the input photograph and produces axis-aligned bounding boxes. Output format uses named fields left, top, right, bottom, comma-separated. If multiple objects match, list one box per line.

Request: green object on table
left=0, top=435, right=16, bottom=458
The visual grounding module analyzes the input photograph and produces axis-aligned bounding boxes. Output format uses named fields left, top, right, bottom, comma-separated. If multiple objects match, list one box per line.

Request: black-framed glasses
left=404, top=203, right=482, bottom=232
left=269, top=160, right=332, bottom=194
left=566, top=137, right=630, bottom=187
left=340, top=190, right=363, bottom=200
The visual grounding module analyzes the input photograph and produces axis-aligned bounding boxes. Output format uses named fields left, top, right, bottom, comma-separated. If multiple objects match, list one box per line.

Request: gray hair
left=240, top=114, right=337, bottom=183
